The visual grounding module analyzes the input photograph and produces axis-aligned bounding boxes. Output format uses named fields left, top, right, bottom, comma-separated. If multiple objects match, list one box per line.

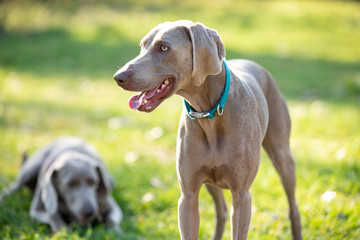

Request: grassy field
left=0, top=0, right=359, bottom=239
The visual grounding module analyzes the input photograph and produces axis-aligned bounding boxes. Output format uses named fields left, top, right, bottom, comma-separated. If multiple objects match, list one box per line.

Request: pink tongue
left=129, top=93, right=143, bottom=110
left=128, top=87, right=159, bottom=110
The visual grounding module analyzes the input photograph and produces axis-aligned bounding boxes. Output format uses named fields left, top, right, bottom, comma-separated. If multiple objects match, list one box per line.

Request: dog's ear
left=41, top=166, right=58, bottom=215
left=96, top=163, right=113, bottom=198
left=187, top=22, right=225, bottom=86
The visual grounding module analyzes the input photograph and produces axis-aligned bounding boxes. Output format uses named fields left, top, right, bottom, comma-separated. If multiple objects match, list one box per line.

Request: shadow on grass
left=1, top=27, right=359, bottom=106
left=0, top=27, right=139, bottom=79
left=226, top=49, right=360, bottom=106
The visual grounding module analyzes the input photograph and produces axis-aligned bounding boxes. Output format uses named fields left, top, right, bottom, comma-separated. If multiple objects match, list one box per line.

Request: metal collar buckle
left=189, top=111, right=210, bottom=119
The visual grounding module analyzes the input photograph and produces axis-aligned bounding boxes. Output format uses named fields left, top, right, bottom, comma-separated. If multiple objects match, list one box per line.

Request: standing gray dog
left=113, top=20, right=302, bottom=240
left=0, top=137, right=123, bottom=233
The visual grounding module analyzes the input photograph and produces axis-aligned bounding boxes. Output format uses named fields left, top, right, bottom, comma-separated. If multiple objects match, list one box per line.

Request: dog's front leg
left=177, top=152, right=203, bottom=240
left=101, top=196, right=123, bottom=234
left=48, top=213, right=67, bottom=232
left=31, top=207, right=66, bottom=232
left=230, top=191, right=252, bottom=240
left=178, top=188, right=201, bottom=240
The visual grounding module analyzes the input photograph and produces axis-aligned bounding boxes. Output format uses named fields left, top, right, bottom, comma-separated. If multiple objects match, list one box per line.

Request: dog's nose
left=113, top=69, right=133, bottom=87
left=81, top=204, right=95, bottom=219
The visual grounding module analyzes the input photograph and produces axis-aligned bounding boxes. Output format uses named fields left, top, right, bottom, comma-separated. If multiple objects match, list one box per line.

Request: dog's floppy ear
left=187, top=22, right=225, bottom=86
left=96, top=163, right=113, bottom=198
left=41, top=166, right=58, bottom=215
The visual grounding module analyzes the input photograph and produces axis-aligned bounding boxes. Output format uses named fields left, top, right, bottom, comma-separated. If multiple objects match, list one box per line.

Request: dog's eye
left=67, top=180, right=80, bottom=188
left=86, top=179, right=96, bottom=186
left=160, top=45, right=169, bottom=51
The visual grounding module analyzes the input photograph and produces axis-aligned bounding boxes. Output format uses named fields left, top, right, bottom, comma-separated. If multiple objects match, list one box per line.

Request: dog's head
left=41, top=151, right=112, bottom=224
left=113, top=20, right=225, bottom=112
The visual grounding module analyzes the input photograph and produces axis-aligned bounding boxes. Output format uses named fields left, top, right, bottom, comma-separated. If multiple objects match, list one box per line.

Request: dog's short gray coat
left=114, top=20, right=302, bottom=240
left=0, top=137, right=123, bottom=233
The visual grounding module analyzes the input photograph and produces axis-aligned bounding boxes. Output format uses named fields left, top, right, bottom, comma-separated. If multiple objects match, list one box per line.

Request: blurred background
left=0, top=0, right=359, bottom=239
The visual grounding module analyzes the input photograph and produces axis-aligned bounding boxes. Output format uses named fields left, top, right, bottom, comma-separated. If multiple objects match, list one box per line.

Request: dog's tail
left=21, top=151, right=28, bottom=165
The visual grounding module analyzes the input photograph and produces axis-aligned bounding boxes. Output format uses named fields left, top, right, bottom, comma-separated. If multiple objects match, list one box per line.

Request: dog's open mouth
left=129, top=78, right=175, bottom=112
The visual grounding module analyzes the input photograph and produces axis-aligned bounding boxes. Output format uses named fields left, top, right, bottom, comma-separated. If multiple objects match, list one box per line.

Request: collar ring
left=217, top=104, right=224, bottom=115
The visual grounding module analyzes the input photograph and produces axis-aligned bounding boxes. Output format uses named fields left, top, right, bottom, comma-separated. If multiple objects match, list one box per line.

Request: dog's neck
left=179, top=65, right=226, bottom=114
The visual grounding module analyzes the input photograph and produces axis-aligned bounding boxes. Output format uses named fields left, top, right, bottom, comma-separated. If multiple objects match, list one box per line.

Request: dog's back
left=228, top=59, right=282, bottom=100
left=228, top=59, right=291, bottom=140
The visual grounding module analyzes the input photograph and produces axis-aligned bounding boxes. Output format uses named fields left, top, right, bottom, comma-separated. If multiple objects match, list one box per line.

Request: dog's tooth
left=164, top=79, right=170, bottom=85
left=144, top=99, right=148, bottom=104
left=161, top=84, right=166, bottom=89
left=156, top=89, right=161, bottom=93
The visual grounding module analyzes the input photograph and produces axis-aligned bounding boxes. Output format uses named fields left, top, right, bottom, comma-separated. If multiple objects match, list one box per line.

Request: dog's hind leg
left=262, top=93, right=302, bottom=240
left=205, top=184, right=227, bottom=240
left=263, top=143, right=302, bottom=240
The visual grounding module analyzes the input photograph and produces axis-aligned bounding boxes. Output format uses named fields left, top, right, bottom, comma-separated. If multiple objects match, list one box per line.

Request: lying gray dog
left=113, top=20, right=302, bottom=240
left=0, top=137, right=123, bottom=233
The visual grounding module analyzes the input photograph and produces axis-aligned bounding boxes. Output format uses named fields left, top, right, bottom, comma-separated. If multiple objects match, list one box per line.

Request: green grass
left=0, top=0, right=359, bottom=239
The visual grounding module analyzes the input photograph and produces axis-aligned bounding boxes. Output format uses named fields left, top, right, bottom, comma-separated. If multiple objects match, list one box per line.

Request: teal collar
left=183, top=59, right=231, bottom=119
